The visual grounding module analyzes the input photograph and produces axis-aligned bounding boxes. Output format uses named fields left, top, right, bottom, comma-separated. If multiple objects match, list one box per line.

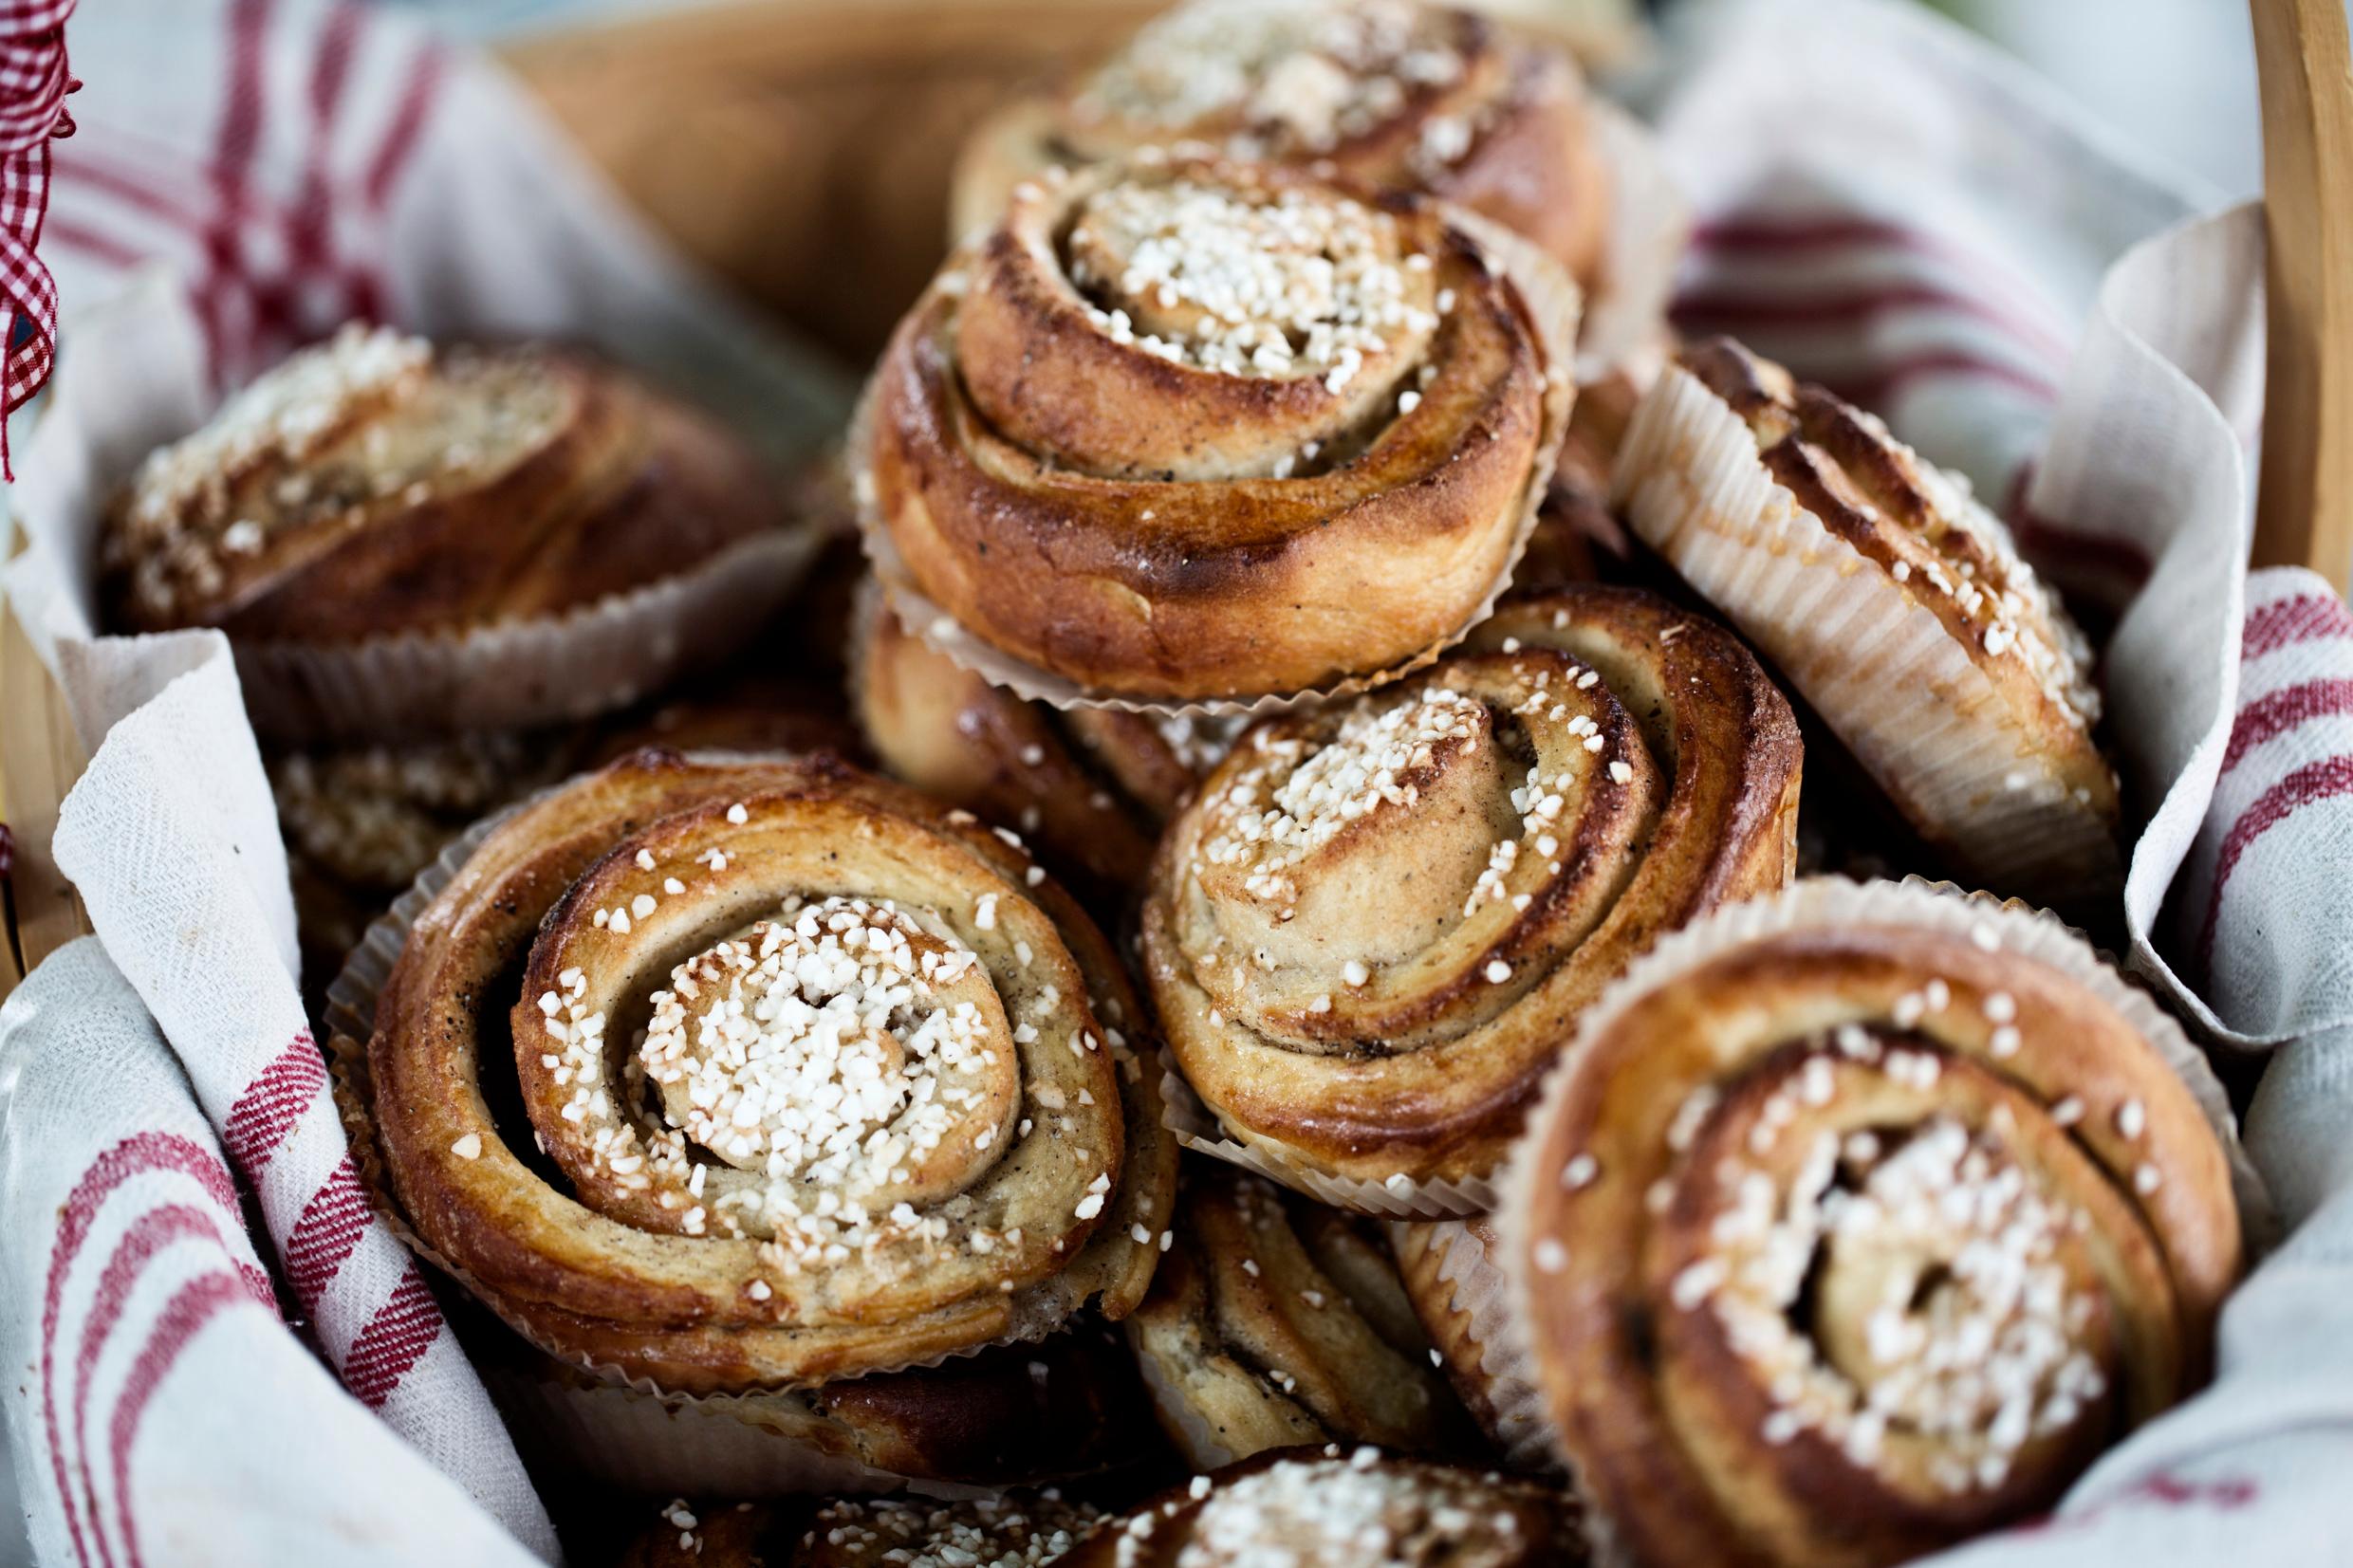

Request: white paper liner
left=321, top=761, right=1165, bottom=1402
left=238, top=523, right=824, bottom=744
left=483, top=1358, right=991, bottom=1502
left=853, top=192, right=1583, bottom=721
left=1494, top=876, right=2276, bottom=1454
left=1154, top=1048, right=1500, bottom=1220
left=1612, top=363, right=2120, bottom=900
left=1387, top=1219, right=1558, bottom=1475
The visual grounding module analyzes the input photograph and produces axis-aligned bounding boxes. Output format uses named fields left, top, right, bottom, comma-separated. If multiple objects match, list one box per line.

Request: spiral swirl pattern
left=952, top=0, right=1614, bottom=291
left=349, top=750, right=1177, bottom=1393
left=1141, top=586, right=1801, bottom=1199
left=1127, top=1165, right=1463, bottom=1467
left=862, top=156, right=1573, bottom=703
left=1502, top=880, right=2245, bottom=1568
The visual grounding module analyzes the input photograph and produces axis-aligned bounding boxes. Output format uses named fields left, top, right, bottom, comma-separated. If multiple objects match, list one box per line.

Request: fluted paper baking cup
left=1388, top=1219, right=1559, bottom=1475
left=1611, top=364, right=2120, bottom=899
left=853, top=199, right=1582, bottom=720
left=239, top=522, right=824, bottom=744
left=1154, top=1050, right=1500, bottom=1220
left=1495, top=876, right=2273, bottom=1356
left=323, top=763, right=1165, bottom=1400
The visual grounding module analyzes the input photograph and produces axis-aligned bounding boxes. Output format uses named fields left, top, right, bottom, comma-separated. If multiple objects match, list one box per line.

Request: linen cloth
left=5, top=0, right=2353, bottom=1564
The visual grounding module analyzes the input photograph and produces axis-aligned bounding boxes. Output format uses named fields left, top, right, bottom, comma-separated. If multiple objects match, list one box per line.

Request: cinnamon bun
left=1061, top=1447, right=1584, bottom=1565
left=861, top=156, right=1576, bottom=706
left=1500, top=877, right=2249, bottom=1568
left=338, top=750, right=1179, bottom=1394
left=1127, top=1164, right=1465, bottom=1467
left=1611, top=338, right=2120, bottom=904
left=1140, top=585, right=1801, bottom=1204
left=951, top=0, right=1615, bottom=294
left=101, top=324, right=815, bottom=738
left=621, top=1490, right=1103, bottom=1568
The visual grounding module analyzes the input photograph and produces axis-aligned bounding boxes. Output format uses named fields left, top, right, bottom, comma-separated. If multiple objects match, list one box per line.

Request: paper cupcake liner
left=238, top=523, right=824, bottom=744
left=1388, top=1220, right=1560, bottom=1475
left=484, top=1357, right=991, bottom=1502
left=1495, top=876, right=2274, bottom=1361
left=321, top=765, right=1157, bottom=1402
left=851, top=196, right=1582, bottom=721
left=1153, top=1049, right=1499, bottom=1220
left=1612, top=366, right=2119, bottom=898
left=1575, top=98, right=1687, bottom=384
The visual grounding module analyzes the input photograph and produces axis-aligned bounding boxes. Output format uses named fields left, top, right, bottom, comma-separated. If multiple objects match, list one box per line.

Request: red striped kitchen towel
left=37, top=631, right=559, bottom=1563
left=0, top=937, right=548, bottom=1566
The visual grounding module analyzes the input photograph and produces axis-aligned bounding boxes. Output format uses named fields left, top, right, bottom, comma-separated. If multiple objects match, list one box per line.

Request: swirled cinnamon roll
left=952, top=0, right=1615, bottom=294
left=856, top=595, right=1243, bottom=906
left=1613, top=338, right=2120, bottom=905
left=1140, top=585, right=1801, bottom=1203
left=862, top=156, right=1575, bottom=705
left=621, top=1491, right=1103, bottom=1568
left=1061, top=1447, right=1584, bottom=1566
left=342, top=750, right=1178, bottom=1393
left=1127, top=1164, right=1465, bottom=1467
left=1500, top=878, right=2248, bottom=1568
left=99, top=324, right=815, bottom=737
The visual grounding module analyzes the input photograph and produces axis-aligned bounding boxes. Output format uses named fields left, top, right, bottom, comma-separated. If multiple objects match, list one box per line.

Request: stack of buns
left=96, top=4, right=2250, bottom=1564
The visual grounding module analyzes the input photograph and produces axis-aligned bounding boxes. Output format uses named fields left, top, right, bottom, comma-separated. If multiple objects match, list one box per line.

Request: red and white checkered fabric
left=0, top=0, right=74, bottom=478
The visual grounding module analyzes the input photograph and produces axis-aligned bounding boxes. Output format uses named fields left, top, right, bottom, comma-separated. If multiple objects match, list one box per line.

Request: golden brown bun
left=102, top=326, right=789, bottom=643
left=620, top=1489, right=1103, bottom=1568
left=1502, top=881, right=2244, bottom=1568
left=1126, top=1164, right=1467, bottom=1467
left=862, top=156, right=1569, bottom=703
left=343, top=750, right=1177, bottom=1394
left=1140, top=585, right=1802, bottom=1194
left=1061, top=1447, right=1585, bottom=1565
left=1613, top=338, right=2120, bottom=905
left=951, top=0, right=1613, bottom=292
left=854, top=594, right=1241, bottom=909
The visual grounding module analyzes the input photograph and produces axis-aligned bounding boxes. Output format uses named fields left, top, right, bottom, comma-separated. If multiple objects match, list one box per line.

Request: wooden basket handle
left=2251, top=0, right=2353, bottom=588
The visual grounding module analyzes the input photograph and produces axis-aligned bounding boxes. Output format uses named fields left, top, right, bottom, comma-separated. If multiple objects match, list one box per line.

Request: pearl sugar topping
left=633, top=895, right=1012, bottom=1212
left=1066, top=175, right=1436, bottom=391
